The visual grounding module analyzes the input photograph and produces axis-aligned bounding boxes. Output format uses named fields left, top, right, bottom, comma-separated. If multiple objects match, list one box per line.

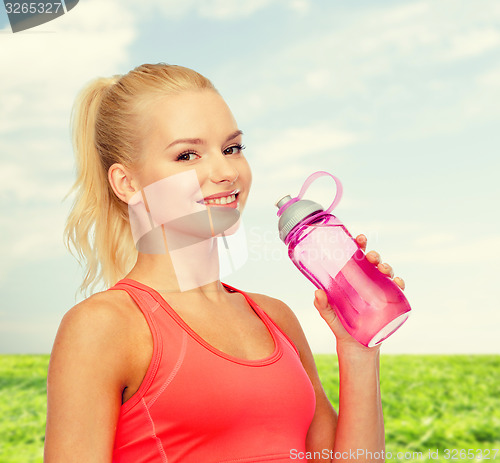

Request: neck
left=126, top=227, right=225, bottom=298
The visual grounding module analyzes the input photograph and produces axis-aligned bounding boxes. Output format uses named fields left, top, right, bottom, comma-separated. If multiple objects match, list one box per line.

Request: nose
left=209, top=151, right=239, bottom=185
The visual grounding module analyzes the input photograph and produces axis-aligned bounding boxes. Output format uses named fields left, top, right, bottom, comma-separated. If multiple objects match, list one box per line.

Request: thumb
left=313, top=289, right=339, bottom=327
left=314, top=289, right=353, bottom=341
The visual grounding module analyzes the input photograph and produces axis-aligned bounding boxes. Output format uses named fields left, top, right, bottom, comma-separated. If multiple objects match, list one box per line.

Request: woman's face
left=131, top=89, right=252, bottom=222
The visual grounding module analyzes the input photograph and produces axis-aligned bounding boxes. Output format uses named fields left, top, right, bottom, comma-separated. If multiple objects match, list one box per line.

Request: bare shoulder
left=68, top=288, right=134, bottom=316
left=245, top=291, right=298, bottom=326
left=48, top=288, right=153, bottom=401
left=52, top=289, right=147, bottom=372
left=59, top=289, right=136, bottom=337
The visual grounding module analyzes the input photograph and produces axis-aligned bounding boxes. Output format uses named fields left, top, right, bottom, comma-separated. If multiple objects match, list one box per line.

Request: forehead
left=143, top=90, right=238, bottom=141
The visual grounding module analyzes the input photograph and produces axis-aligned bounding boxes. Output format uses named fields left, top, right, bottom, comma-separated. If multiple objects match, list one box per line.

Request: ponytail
left=63, top=77, right=136, bottom=299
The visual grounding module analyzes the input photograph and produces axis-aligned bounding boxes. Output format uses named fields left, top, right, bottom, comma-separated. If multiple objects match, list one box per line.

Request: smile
left=196, top=190, right=240, bottom=208
left=204, top=194, right=237, bottom=205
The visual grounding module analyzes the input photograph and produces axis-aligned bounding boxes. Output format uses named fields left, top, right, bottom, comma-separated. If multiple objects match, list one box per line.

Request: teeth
left=205, top=194, right=236, bottom=205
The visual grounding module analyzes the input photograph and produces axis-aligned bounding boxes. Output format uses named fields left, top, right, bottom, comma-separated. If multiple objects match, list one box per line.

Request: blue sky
left=1, top=0, right=499, bottom=354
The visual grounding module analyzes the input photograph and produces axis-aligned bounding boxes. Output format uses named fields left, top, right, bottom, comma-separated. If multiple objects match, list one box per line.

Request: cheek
left=134, top=160, right=167, bottom=189
left=140, top=170, right=204, bottom=226
left=239, top=158, right=252, bottom=191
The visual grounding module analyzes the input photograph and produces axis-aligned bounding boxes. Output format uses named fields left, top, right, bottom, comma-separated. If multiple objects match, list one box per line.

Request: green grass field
left=1, top=355, right=499, bottom=462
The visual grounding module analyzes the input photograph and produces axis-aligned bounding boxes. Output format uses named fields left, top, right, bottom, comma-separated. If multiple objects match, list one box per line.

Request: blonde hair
left=63, top=63, right=217, bottom=298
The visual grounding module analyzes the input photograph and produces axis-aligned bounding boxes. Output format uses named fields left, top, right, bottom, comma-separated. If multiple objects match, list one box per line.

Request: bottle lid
left=274, top=171, right=343, bottom=243
left=275, top=196, right=324, bottom=242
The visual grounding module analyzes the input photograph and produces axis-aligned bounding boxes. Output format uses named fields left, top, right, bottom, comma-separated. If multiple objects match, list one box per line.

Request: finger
left=366, top=250, right=381, bottom=265
left=394, top=277, right=406, bottom=290
left=356, top=234, right=367, bottom=252
left=378, top=262, right=394, bottom=278
left=314, top=289, right=328, bottom=310
left=314, top=289, right=339, bottom=327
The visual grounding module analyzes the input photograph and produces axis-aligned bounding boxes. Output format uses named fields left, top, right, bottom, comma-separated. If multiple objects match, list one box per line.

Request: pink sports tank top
left=108, top=278, right=316, bottom=463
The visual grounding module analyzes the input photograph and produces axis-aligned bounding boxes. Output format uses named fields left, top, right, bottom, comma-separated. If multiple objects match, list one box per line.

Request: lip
left=202, top=189, right=240, bottom=201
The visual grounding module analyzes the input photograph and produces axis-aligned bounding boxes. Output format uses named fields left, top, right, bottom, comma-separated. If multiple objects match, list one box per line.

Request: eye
left=223, top=144, right=246, bottom=156
left=176, top=151, right=199, bottom=162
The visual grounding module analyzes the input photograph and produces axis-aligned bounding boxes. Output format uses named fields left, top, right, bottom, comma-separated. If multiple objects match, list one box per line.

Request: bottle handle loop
left=296, top=171, right=343, bottom=214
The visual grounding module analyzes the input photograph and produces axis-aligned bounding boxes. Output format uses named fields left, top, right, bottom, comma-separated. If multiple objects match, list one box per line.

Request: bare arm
left=332, top=344, right=383, bottom=463
left=44, top=295, right=132, bottom=463
left=310, top=290, right=385, bottom=463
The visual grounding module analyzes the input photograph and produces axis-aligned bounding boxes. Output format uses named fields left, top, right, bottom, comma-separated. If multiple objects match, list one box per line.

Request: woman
left=44, top=63, right=405, bottom=462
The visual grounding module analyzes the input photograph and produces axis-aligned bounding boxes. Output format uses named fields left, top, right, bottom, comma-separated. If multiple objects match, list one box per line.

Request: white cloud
left=200, top=0, right=496, bottom=153
left=446, top=28, right=500, bottom=61
left=414, top=232, right=457, bottom=247
left=0, top=131, right=78, bottom=202
left=121, top=0, right=280, bottom=20
left=0, top=0, right=137, bottom=134
left=242, top=123, right=356, bottom=211
left=477, top=66, right=500, bottom=88
left=376, top=2, right=429, bottom=24
left=344, top=1, right=500, bottom=64
left=234, top=0, right=500, bottom=118
left=0, top=203, right=68, bottom=281
left=0, top=0, right=137, bottom=190
left=198, top=0, right=277, bottom=19
left=240, top=126, right=360, bottom=236
left=0, top=92, right=24, bottom=134
left=288, top=0, right=310, bottom=15
left=305, top=69, right=331, bottom=90
left=0, top=160, right=71, bottom=202
left=252, top=123, right=357, bottom=165
left=400, top=235, right=500, bottom=264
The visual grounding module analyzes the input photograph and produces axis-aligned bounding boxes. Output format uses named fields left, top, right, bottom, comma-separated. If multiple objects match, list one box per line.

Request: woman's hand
left=313, top=233, right=405, bottom=351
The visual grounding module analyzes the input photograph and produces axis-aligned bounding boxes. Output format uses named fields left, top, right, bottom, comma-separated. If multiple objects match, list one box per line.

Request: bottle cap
left=275, top=171, right=343, bottom=243
left=275, top=196, right=324, bottom=242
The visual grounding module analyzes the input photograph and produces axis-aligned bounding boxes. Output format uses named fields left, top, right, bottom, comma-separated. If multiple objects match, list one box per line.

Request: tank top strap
left=107, top=279, right=165, bottom=415
left=108, top=278, right=161, bottom=314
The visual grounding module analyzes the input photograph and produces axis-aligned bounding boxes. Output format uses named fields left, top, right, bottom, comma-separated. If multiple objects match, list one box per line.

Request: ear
left=108, top=163, right=140, bottom=203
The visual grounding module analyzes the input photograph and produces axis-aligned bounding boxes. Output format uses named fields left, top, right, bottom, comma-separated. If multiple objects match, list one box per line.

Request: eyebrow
left=166, top=130, right=243, bottom=150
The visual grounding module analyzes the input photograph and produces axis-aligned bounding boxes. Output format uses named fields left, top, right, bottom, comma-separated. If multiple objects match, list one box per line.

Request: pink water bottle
left=275, top=171, right=411, bottom=347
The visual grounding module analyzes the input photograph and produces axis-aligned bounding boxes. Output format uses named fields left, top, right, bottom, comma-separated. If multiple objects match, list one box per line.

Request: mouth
left=196, top=189, right=240, bottom=208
